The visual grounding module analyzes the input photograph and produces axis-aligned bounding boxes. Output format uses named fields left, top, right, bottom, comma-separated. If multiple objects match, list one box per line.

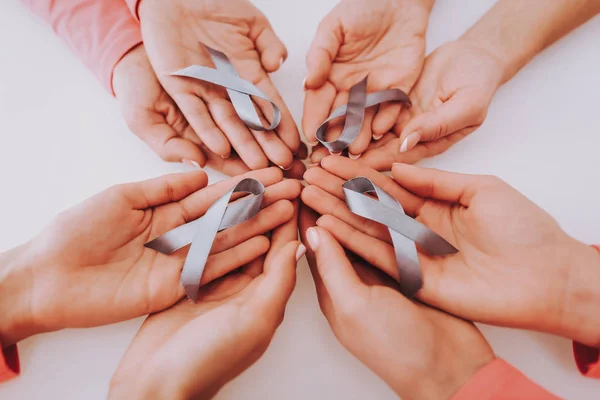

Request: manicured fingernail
left=373, top=133, right=383, bottom=141
left=302, top=77, right=307, bottom=90
left=400, top=131, right=421, bottom=153
left=279, top=164, right=292, bottom=171
left=182, top=159, right=201, bottom=169
left=330, top=151, right=342, bottom=156
left=295, top=244, right=307, bottom=262
left=221, top=153, right=230, bottom=159
left=349, top=152, right=361, bottom=160
left=307, top=139, right=318, bottom=146
left=279, top=57, right=285, bottom=68
left=306, top=227, right=320, bottom=251
left=307, top=162, right=319, bottom=168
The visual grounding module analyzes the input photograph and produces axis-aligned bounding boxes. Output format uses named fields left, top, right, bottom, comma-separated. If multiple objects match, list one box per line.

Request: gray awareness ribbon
left=145, top=178, right=265, bottom=303
left=316, top=76, right=412, bottom=153
left=342, top=177, right=457, bottom=297
left=171, top=46, right=280, bottom=131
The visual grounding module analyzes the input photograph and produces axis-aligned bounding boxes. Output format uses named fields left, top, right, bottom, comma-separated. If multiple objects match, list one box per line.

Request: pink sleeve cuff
left=0, top=343, right=20, bottom=383
left=125, top=0, right=142, bottom=20
left=102, top=28, right=142, bottom=95
left=451, top=359, right=559, bottom=400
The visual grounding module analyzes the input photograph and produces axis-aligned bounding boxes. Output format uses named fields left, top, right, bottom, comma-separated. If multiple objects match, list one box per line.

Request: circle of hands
left=3, top=0, right=600, bottom=399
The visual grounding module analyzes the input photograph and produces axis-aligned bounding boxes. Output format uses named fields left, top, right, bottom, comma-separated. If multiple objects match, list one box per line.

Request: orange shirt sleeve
left=451, top=359, right=559, bottom=400
left=0, top=342, right=20, bottom=383
left=20, top=0, right=142, bottom=94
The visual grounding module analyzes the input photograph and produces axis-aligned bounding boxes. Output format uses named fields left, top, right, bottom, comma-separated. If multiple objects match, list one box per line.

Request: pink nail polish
left=295, top=244, right=307, bottom=262
left=400, top=131, right=421, bottom=153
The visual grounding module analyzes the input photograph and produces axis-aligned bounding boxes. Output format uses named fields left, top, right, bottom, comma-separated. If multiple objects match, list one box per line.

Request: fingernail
left=279, top=57, right=285, bottom=68
left=400, top=131, right=421, bottom=153
left=295, top=244, right=307, bottom=262
left=373, top=133, right=383, bottom=141
left=349, top=152, right=361, bottom=160
left=330, top=151, right=342, bottom=156
left=221, top=153, right=230, bottom=159
left=279, top=164, right=292, bottom=171
left=307, top=139, right=319, bottom=146
left=307, top=162, right=319, bottom=168
left=302, top=77, right=307, bottom=90
left=182, top=159, right=201, bottom=169
left=306, top=227, right=320, bottom=251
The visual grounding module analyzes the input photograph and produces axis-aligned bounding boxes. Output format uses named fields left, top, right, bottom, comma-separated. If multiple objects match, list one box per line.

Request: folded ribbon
left=145, top=178, right=265, bottom=302
left=171, top=46, right=281, bottom=131
left=342, top=177, right=457, bottom=297
left=316, top=76, right=412, bottom=153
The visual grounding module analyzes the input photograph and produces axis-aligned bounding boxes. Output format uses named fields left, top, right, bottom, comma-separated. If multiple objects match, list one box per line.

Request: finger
left=398, top=92, right=486, bottom=151
left=212, top=199, right=294, bottom=254
left=320, top=156, right=423, bottom=215
left=201, top=236, right=270, bottom=285
left=245, top=241, right=303, bottom=325
left=203, top=149, right=251, bottom=176
left=305, top=12, right=341, bottom=89
left=347, top=106, right=376, bottom=159
left=255, top=75, right=301, bottom=153
left=308, top=145, right=330, bottom=165
left=173, top=92, right=231, bottom=158
left=301, top=185, right=390, bottom=242
left=303, top=166, right=346, bottom=199
left=372, top=102, right=403, bottom=139
left=179, top=167, right=282, bottom=221
left=317, top=215, right=398, bottom=281
left=283, top=159, right=307, bottom=180
left=304, top=227, right=364, bottom=306
left=295, top=142, right=309, bottom=160
left=122, top=170, right=208, bottom=209
left=323, top=91, right=349, bottom=149
left=302, top=83, right=337, bottom=146
left=268, top=199, right=300, bottom=259
left=206, top=98, right=269, bottom=170
left=250, top=106, right=294, bottom=170
left=391, top=163, right=493, bottom=206
left=262, top=179, right=303, bottom=206
left=133, top=120, right=206, bottom=167
left=254, top=23, right=288, bottom=72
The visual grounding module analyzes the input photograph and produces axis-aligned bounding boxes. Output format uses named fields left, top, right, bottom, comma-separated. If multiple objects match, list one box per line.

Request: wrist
left=0, top=243, right=39, bottom=346
left=112, top=43, right=145, bottom=98
left=554, top=240, right=600, bottom=347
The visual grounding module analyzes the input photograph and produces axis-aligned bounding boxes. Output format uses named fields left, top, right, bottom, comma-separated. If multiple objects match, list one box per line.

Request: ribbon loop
left=342, top=177, right=457, bottom=297
left=171, top=47, right=281, bottom=131
left=145, top=178, right=265, bottom=302
left=316, top=76, right=411, bottom=153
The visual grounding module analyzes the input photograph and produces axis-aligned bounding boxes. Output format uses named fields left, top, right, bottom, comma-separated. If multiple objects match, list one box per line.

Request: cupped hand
left=298, top=206, right=494, bottom=400
left=109, top=202, right=304, bottom=400
left=357, top=39, right=506, bottom=171
left=303, top=0, right=433, bottom=159
left=138, top=0, right=301, bottom=170
left=0, top=167, right=302, bottom=345
left=302, top=156, right=600, bottom=347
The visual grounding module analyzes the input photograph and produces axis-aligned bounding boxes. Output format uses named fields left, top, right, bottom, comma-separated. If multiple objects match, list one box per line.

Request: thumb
left=398, top=91, right=487, bottom=152
left=255, top=24, right=288, bottom=73
left=247, top=241, right=305, bottom=321
left=305, top=14, right=341, bottom=89
left=304, top=227, right=364, bottom=305
left=137, top=122, right=207, bottom=167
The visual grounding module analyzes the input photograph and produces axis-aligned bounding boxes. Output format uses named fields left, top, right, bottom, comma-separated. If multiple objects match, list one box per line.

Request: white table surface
left=1, top=0, right=599, bottom=398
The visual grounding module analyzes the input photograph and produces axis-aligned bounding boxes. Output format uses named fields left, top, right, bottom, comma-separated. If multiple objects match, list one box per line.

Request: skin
left=302, top=157, right=600, bottom=348
left=303, top=0, right=434, bottom=159
left=138, top=0, right=301, bottom=170
left=0, top=168, right=303, bottom=346
left=298, top=206, right=495, bottom=400
left=109, top=202, right=304, bottom=400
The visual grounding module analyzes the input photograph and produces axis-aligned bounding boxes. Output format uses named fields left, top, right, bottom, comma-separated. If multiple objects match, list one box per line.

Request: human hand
left=302, top=156, right=600, bottom=347
left=355, top=39, right=506, bottom=171
left=0, top=168, right=302, bottom=346
left=298, top=206, right=494, bottom=400
left=138, top=0, right=301, bottom=170
left=303, top=0, right=433, bottom=159
left=109, top=202, right=304, bottom=400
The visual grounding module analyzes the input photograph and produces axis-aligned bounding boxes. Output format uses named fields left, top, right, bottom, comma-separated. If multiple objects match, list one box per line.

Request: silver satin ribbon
left=171, top=47, right=280, bottom=131
left=342, top=177, right=457, bottom=297
left=145, top=178, right=265, bottom=302
left=316, top=76, right=411, bottom=153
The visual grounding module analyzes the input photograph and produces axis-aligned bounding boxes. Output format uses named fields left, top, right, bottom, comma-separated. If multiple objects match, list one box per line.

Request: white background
left=1, top=0, right=600, bottom=398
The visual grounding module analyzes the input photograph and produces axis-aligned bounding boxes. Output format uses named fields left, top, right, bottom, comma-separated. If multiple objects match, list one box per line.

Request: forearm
left=0, top=244, right=38, bottom=347
left=20, top=0, right=142, bottom=93
left=461, top=0, right=600, bottom=83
